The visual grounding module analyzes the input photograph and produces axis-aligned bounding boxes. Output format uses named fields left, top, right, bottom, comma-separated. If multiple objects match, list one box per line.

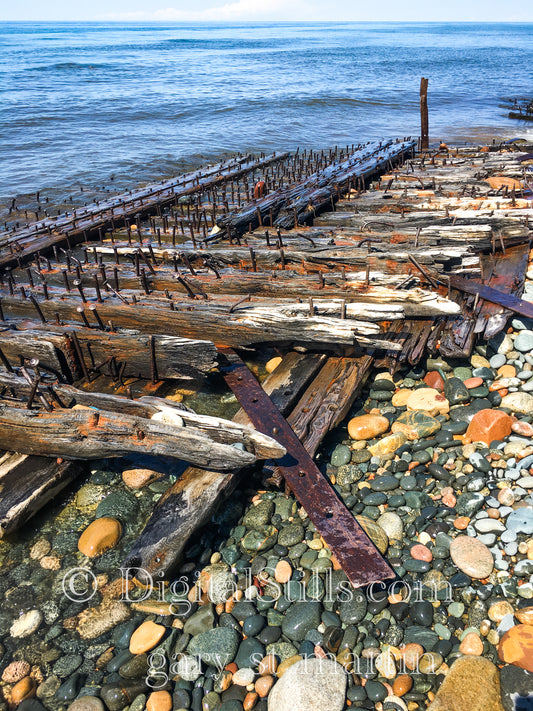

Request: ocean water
left=1, top=21, right=532, bottom=202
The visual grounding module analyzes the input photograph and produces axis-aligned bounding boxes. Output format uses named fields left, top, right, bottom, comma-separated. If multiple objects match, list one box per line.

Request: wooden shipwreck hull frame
left=0, top=137, right=532, bottom=585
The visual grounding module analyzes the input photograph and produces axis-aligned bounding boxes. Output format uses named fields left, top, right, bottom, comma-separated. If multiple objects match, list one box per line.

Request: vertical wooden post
left=420, top=77, right=429, bottom=150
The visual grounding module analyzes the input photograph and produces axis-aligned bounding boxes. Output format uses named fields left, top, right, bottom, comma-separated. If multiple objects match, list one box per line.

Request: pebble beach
left=0, top=242, right=532, bottom=711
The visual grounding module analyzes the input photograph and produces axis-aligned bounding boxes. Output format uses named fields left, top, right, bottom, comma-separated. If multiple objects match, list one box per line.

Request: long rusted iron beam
left=218, top=348, right=396, bottom=587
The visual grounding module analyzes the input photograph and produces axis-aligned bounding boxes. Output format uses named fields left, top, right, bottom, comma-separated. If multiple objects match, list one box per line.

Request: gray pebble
left=489, top=353, right=507, bottom=368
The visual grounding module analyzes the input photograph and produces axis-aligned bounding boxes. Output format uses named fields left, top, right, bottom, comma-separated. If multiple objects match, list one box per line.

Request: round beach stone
left=146, top=690, right=172, bottom=711
left=11, top=677, right=36, bottom=705
left=78, top=517, right=122, bottom=558
left=368, top=432, right=407, bottom=458
left=377, top=511, right=403, bottom=541
left=347, top=414, right=389, bottom=441
left=501, top=391, right=533, bottom=416
left=406, top=388, right=450, bottom=416
left=449, top=535, right=494, bottom=579
left=2, top=661, right=31, bottom=683
left=267, top=658, right=346, bottom=711
left=10, top=610, right=43, bottom=638
left=129, top=621, right=166, bottom=654
left=188, top=627, right=240, bottom=667
left=514, top=331, right=533, bottom=352
left=392, top=410, right=441, bottom=440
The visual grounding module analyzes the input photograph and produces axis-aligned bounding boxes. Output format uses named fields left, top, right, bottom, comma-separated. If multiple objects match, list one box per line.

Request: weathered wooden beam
left=0, top=291, right=401, bottom=350
left=0, top=402, right=285, bottom=468
left=1, top=326, right=217, bottom=382
left=0, top=452, right=85, bottom=538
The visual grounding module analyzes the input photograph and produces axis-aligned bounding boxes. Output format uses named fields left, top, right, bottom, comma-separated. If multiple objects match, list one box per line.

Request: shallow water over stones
left=0, top=328, right=533, bottom=710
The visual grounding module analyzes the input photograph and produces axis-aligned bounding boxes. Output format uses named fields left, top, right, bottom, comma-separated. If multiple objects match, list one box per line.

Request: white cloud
left=104, top=0, right=314, bottom=21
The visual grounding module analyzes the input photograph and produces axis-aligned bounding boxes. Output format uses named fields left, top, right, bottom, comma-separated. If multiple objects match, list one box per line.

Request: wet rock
left=267, top=658, right=346, bottom=711
left=376, top=511, right=403, bottom=541
left=2, top=661, right=30, bottom=683
left=406, top=389, right=450, bottom=416
left=499, top=664, right=533, bottom=711
left=368, top=432, right=407, bottom=458
left=426, top=656, right=504, bottom=711
left=95, top=490, right=138, bottom=522
left=78, top=518, right=122, bottom=558
left=501, top=391, right=533, bottom=415
left=444, top=377, right=470, bottom=405
left=347, top=414, right=390, bottom=440
left=188, top=627, right=240, bottom=667
left=281, top=602, right=321, bottom=642
left=392, top=410, right=441, bottom=440
left=10, top=610, right=42, bottom=638
left=129, top=621, right=166, bottom=654
left=339, top=590, right=367, bottom=624
left=122, top=468, right=163, bottom=489
left=243, top=500, right=275, bottom=529
left=355, top=516, right=388, bottom=554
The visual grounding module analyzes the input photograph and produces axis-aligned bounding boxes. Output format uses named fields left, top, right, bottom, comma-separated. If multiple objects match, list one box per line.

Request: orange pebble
left=11, top=676, right=36, bottom=705
left=442, top=492, right=456, bottom=507
left=454, top=516, right=470, bottom=530
left=147, top=690, right=172, bottom=711
left=244, top=691, right=259, bottom=711
left=497, top=364, right=516, bottom=378
left=392, top=674, right=413, bottom=696
left=463, top=377, right=483, bottom=389
left=255, top=675, right=274, bottom=697
left=225, top=662, right=238, bottom=674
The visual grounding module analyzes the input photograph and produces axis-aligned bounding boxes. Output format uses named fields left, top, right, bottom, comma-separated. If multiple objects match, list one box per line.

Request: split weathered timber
left=0, top=452, right=85, bottom=538
left=123, top=351, right=327, bottom=582
left=219, top=139, right=416, bottom=236
left=0, top=371, right=285, bottom=459
left=0, top=402, right=285, bottom=468
left=0, top=291, right=401, bottom=350
left=0, top=326, right=217, bottom=382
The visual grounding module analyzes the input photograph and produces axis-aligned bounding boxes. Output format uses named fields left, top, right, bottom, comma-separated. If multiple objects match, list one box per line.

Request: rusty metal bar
left=218, top=347, right=396, bottom=587
left=448, top=276, right=533, bottom=319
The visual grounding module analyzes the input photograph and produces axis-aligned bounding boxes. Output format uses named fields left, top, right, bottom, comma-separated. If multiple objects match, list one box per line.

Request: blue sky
left=5, top=0, right=533, bottom=22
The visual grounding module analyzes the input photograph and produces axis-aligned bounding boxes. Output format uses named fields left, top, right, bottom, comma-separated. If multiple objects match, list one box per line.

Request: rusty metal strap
left=218, top=347, right=396, bottom=587
left=448, top=276, right=533, bottom=319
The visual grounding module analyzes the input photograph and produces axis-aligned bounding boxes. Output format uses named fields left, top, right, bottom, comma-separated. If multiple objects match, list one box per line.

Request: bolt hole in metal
left=298, top=470, right=306, bottom=477
left=325, top=511, right=333, bottom=518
